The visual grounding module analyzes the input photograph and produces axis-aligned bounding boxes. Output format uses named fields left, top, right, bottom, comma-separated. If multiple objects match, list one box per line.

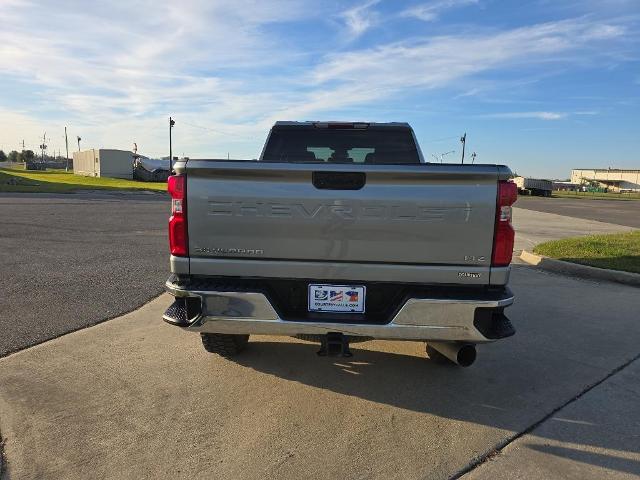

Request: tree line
left=0, top=149, right=43, bottom=163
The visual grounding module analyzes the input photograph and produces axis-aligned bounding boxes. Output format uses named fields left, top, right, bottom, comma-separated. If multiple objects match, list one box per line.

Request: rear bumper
left=164, top=276, right=515, bottom=343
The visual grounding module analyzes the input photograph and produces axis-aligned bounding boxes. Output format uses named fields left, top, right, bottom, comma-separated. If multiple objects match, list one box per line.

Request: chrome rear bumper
left=164, top=277, right=515, bottom=343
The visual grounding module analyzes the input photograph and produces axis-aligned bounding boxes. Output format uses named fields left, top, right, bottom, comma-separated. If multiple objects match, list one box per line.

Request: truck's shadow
left=233, top=338, right=640, bottom=474
left=234, top=339, right=524, bottom=424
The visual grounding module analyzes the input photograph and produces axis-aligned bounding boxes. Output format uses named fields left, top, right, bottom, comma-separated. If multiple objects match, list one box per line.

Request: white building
left=73, top=149, right=134, bottom=179
left=570, top=168, right=640, bottom=192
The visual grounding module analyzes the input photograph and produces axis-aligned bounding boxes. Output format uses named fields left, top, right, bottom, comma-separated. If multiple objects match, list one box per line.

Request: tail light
left=492, top=180, right=517, bottom=266
left=168, top=175, right=188, bottom=256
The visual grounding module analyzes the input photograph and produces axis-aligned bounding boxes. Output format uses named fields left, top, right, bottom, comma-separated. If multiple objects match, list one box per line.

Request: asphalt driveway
left=512, top=207, right=634, bottom=253
left=0, top=192, right=168, bottom=356
left=516, top=196, right=640, bottom=228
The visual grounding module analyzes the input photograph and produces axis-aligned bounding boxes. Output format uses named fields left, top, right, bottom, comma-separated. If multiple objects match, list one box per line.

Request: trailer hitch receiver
left=317, top=332, right=352, bottom=357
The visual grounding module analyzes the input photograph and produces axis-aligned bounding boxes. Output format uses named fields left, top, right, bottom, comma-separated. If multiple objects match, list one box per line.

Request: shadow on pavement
left=233, top=337, right=639, bottom=468
left=235, top=322, right=640, bottom=480
left=527, top=444, right=640, bottom=476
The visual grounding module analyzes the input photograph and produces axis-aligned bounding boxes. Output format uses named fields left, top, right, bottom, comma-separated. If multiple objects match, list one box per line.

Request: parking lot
left=0, top=195, right=639, bottom=479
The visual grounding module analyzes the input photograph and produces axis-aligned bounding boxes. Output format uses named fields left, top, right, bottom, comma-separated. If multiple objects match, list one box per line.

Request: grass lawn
left=0, top=167, right=166, bottom=193
left=534, top=231, right=640, bottom=274
left=553, top=190, right=640, bottom=201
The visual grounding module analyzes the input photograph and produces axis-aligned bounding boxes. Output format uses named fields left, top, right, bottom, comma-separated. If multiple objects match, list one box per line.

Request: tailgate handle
left=312, top=172, right=366, bottom=190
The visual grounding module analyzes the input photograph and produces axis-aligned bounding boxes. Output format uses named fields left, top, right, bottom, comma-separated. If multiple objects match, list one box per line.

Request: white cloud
left=262, top=19, right=623, bottom=124
left=483, top=111, right=568, bottom=120
left=312, top=19, right=625, bottom=89
left=401, top=0, right=479, bottom=22
left=0, top=2, right=630, bottom=158
left=480, top=110, right=601, bottom=120
left=339, top=0, right=381, bottom=39
left=0, top=0, right=313, bottom=157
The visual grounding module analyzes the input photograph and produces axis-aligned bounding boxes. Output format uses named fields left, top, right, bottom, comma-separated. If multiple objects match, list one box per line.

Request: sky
left=0, top=0, right=639, bottom=178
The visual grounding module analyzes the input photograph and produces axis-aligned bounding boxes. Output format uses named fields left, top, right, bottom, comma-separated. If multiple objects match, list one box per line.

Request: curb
left=520, top=250, right=640, bottom=287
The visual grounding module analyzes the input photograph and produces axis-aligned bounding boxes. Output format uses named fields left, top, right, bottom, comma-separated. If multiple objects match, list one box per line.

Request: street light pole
left=65, top=127, right=70, bottom=171
left=436, top=150, right=455, bottom=163
left=169, top=117, right=175, bottom=172
left=460, top=132, right=466, bottom=164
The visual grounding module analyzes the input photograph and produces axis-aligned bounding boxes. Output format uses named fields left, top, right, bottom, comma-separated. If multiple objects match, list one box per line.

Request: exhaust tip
left=457, top=344, right=477, bottom=367
left=428, top=342, right=477, bottom=367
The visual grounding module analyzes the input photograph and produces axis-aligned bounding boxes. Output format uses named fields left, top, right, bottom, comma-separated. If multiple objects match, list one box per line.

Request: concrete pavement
left=512, top=207, right=634, bottom=253
left=0, top=266, right=639, bottom=479
left=466, top=357, right=640, bottom=480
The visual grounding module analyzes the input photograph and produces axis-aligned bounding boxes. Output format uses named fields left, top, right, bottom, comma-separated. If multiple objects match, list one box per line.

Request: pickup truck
left=163, top=121, right=517, bottom=367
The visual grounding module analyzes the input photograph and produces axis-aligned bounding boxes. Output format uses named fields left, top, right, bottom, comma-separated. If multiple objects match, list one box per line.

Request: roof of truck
left=273, top=121, right=412, bottom=129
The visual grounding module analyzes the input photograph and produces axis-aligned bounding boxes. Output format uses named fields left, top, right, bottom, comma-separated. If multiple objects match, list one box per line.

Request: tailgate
left=186, top=161, right=501, bottom=267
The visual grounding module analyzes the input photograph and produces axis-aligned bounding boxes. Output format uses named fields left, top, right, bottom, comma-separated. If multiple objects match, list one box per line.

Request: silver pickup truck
left=163, top=121, right=517, bottom=366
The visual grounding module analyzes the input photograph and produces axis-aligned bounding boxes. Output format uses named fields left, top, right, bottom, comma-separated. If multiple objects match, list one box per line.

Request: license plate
left=308, top=284, right=365, bottom=313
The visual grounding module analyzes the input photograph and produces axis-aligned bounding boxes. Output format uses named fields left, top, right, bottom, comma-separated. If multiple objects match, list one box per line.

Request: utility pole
left=169, top=116, right=175, bottom=172
left=132, top=142, right=138, bottom=179
left=471, top=152, right=477, bottom=164
left=40, top=132, right=47, bottom=163
left=460, top=132, right=466, bottom=164
left=77, top=136, right=81, bottom=152
left=65, top=127, right=70, bottom=171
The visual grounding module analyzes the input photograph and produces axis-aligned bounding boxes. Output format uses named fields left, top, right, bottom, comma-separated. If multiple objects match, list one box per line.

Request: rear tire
left=200, top=333, right=249, bottom=357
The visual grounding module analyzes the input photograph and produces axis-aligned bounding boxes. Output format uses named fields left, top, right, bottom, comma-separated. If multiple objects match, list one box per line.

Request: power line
left=181, top=121, right=254, bottom=140
left=431, top=150, right=455, bottom=163
left=423, top=135, right=459, bottom=144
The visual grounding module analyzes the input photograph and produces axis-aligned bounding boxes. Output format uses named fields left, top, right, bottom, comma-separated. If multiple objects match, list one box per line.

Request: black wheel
left=200, top=333, right=249, bottom=357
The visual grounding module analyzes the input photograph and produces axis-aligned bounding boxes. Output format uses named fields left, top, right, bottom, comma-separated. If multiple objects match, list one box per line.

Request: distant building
left=552, top=181, right=580, bottom=191
left=513, top=176, right=553, bottom=196
left=73, top=149, right=134, bottom=179
left=571, top=168, right=640, bottom=192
